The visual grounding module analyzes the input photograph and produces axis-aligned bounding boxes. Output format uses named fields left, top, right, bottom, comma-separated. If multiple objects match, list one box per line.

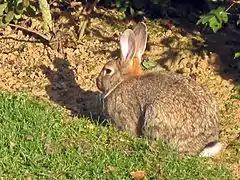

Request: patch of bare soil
left=0, top=8, right=239, bottom=178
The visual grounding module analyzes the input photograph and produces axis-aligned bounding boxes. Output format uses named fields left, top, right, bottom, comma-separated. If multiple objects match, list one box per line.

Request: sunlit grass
left=0, top=91, right=236, bottom=179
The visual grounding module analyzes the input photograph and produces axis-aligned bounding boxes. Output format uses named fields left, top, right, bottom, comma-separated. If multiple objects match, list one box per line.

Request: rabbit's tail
left=199, top=141, right=223, bottom=157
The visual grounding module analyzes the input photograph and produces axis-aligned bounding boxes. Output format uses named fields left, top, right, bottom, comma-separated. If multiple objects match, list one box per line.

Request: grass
left=0, top=91, right=236, bottom=179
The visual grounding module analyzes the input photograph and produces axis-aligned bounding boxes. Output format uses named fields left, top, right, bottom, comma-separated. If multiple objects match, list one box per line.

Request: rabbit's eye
left=104, top=68, right=113, bottom=75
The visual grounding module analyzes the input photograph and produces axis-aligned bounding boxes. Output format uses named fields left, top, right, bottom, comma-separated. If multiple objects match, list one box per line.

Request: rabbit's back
left=106, top=71, right=220, bottom=155
left=144, top=72, right=219, bottom=155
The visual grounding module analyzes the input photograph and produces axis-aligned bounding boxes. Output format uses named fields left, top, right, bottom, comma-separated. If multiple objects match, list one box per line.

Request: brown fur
left=96, top=22, right=220, bottom=156
left=102, top=72, right=219, bottom=155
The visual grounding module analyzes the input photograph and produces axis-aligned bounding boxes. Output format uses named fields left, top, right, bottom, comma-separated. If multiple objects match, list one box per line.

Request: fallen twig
left=8, top=23, right=51, bottom=43
left=78, top=0, right=100, bottom=40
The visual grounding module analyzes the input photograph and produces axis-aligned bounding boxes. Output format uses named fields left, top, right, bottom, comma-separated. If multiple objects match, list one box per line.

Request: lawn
left=0, top=91, right=236, bottom=179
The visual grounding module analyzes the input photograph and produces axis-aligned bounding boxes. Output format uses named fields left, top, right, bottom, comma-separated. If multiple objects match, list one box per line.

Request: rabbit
left=96, top=22, right=222, bottom=157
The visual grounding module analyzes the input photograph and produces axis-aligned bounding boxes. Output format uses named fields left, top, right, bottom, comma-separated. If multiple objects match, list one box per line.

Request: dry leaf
left=130, top=170, right=146, bottom=180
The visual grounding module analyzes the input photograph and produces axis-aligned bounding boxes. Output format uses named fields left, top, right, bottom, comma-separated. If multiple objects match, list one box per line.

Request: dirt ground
left=0, top=7, right=239, bottom=178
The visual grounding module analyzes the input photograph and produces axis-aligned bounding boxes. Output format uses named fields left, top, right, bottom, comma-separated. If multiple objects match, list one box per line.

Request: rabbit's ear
left=120, top=29, right=136, bottom=63
left=133, top=22, right=147, bottom=61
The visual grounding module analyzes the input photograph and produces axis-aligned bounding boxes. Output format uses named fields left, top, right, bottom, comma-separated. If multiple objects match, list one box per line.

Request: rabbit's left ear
left=133, top=22, right=147, bottom=61
left=120, top=29, right=136, bottom=64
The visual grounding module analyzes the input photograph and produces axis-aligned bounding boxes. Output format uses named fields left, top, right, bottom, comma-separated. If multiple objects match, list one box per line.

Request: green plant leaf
left=16, top=0, right=23, bottom=5
left=26, top=5, right=37, bottom=16
left=197, top=14, right=216, bottom=25
left=211, top=7, right=228, bottom=24
left=119, top=7, right=126, bottom=13
left=136, top=10, right=144, bottom=15
left=115, top=0, right=121, bottom=8
left=231, top=94, right=240, bottom=100
left=0, top=17, right=7, bottom=28
left=209, top=16, right=221, bottom=33
left=237, top=19, right=240, bottom=25
left=197, top=7, right=228, bottom=33
left=130, top=7, right=134, bottom=16
left=14, top=13, right=22, bottom=19
left=4, top=10, right=15, bottom=23
left=124, top=0, right=130, bottom=6
left=0, top=2, right=7, bottom=16
left=220, top=11, right=228, bottom=23
left=16, top=2, right=24, bottom=14
left=234, top=52, right=240, bottom=59
left=142, top=59, right=158, bottom=69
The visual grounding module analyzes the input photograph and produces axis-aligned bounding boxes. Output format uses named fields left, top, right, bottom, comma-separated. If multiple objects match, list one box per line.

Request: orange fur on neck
left=128, top=57, right=143, bottom=77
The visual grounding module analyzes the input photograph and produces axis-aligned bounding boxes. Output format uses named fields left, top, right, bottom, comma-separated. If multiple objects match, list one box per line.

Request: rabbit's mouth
left=96, top=75, right=105, bottom=92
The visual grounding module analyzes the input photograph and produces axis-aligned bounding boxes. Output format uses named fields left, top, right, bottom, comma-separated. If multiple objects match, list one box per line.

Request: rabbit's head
left=96, top=22, right=148, bottom=95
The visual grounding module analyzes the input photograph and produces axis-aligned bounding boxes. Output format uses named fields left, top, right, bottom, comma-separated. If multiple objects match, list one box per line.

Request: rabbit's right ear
left=133, top=22, right=147, bottom=61
left=120, top=29, right=136, bottom=66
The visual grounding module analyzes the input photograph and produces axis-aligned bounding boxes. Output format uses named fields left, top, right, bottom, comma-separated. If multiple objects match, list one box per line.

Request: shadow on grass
left=40, top=57, right=107, bottom=124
